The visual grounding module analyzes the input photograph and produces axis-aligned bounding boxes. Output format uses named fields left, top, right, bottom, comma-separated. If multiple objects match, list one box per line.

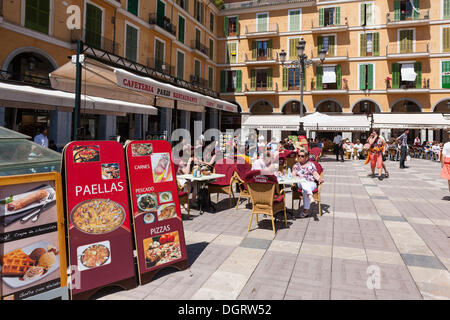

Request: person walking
left=33, top=127, right=49, bottom=148
left=441, top=131, right=450, bottom=197
left=396, top=129, right=409, bottom=169
left=365, top=130, right=386, bottom=180
left=333, top=133, right=344, bottom=162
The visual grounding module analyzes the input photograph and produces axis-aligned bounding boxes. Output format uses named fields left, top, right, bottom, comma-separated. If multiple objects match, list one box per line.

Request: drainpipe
left=112, top=8, right=117, bottom=54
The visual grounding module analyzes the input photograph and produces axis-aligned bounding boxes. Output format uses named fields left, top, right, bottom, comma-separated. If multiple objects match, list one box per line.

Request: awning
left=50, top=57, right=236, bottom=113
left=373, top=113, right=450, bottom=129
left=0, top=82, right=157, bottom=115
left=242, top=115, right=302, bottom=130
left=401, top=64, right=417, bottom=82
left=323, top=66, right=336, bottom=84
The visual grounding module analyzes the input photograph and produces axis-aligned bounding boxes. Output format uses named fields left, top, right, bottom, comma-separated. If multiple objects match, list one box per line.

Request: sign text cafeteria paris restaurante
left=121, top=78, right=198, bottom=104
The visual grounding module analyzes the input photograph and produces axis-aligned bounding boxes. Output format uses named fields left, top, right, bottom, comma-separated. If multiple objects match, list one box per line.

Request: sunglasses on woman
left=299, top=154, right=307, bottom=158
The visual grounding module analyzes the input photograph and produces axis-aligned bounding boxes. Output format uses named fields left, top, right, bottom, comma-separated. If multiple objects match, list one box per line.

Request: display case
left=0, top=126, right=61, bottom=176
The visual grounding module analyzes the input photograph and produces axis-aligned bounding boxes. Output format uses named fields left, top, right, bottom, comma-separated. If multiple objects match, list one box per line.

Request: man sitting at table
left=252, top=151, right=277, bottom=175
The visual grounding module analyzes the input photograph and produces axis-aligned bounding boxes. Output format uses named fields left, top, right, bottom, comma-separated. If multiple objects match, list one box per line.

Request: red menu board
left=125, top=140, right=188, bottom=284
left=63, top=141, right=136, bottom=299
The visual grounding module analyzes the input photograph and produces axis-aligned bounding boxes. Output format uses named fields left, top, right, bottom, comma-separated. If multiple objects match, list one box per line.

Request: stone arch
left=249, top=99, right=274, bottom=115
left=2, top=47, right=58, bottom=71
left=351, top=98, right=382, bottom=114
left=315, top=98, right=343, bottom=113
left=432, top=98, right=450, bottom=113
left=390, top=98, right=423, bottom=112
left=281, top=99, right=308, bottom=114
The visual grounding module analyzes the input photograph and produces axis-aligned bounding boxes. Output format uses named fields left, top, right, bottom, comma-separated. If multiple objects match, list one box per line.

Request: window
left=225, top=16, right=238, bottom=36
left=156, top=0, right=165, bottom=26
left=85, top=3, right=103, bottom=49
left=443, top=27, right=450, bottom=52
left=288, top=38, right=300, bottom=60
left=220, top=70, right=242, bottom=92
left=127, top=0, right=139, bottom=16
left=256, top=13, right=268, bottom=32
left=195, top=28, right=201, bottom=50
left=392, top=62, right=422, bottom=89
left=210, top=12, right=214, bottom=32
left=194, top=59, right=201, bottom=77
left=359, top=64, right=374, bottom=90
left=394, top=0, right=420, bottom=21
left=194, top=0, right=204, bottom=24
left=282, top=67, right=305, bottom=91
left=209, top=38, right=214, bottom=60
left=318, top=35, right=336, bottom=57
left=154, top=39, right=165, bottom=72
left=176, top=0, right=187, bottom=11
left=399, top=29, right=414, bottom=53
left=289, top=9, right=301, bottom=32
left=316, top=65, right=342, bottom=90
left=177, top=50, right=185, bottom=80
left=226, top=42, right=237, bottom=64
left=444, top=0, right=450, bottom=19
left=319, top=7, right=340, bottom=27
left=208, top=67, right=213, bottom=90
left=360, top=32, right=379, bottom=56
left=25, top=0, right=50, bottom=34
left=125, top=24, right=138, bottom=62
left=251, top=69, right=272, bottom=90
left=360, top=2, right=373, bottom=26
left=442, top=61, right=450, bottom=88
left=178, top=15, right=185, bottom=43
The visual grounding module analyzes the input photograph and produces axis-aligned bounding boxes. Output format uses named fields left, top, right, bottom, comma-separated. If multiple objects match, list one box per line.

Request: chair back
left=310, top=160, right=323, bottom=175
left=310, top=147, right=322, bottom=161
left=244, top=170, right=277, bottom=208
left=285, top=156, right=297, bottom=170
left=235, top=163, right=252, bottom=182
left=211, top=162, right=237, bottom=186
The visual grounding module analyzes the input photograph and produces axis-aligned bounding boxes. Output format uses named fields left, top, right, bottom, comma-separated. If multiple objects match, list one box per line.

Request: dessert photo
left=151, top=153, right=173, bottom=183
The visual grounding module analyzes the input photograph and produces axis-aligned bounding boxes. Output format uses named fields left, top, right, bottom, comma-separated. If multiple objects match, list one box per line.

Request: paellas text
left=75, top=182, right=124, bottom=197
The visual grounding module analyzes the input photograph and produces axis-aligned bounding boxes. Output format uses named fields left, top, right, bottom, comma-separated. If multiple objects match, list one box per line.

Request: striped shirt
left=398, top=133, right=408, bottom=147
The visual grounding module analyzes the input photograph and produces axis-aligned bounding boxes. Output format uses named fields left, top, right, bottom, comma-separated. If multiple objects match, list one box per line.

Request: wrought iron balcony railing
left=191, top=40, right=209, bottom=56
left=149, top=13, right=177, bottom=36
left=0, top=69, right=51, bottom=87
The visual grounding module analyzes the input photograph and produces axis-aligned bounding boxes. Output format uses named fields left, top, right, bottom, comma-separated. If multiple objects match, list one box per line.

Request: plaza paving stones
left=98, top=157, right=450, bottom=300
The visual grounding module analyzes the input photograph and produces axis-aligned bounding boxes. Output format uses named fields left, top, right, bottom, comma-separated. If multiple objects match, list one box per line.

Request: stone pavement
left=98, top=156, right=450, bottom=300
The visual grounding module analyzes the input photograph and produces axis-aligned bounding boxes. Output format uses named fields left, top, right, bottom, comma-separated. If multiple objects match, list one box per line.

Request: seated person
left=432, top=142, right=441, bottom=161
left=251, top=151, right=277, bottom=175
left=292, top=148, right=324, bottom=218
left=353, top=139, right=364, bottom=160
left=343, top=139, right=353, bottom=158
left=424, top=142, right=432, bottom=160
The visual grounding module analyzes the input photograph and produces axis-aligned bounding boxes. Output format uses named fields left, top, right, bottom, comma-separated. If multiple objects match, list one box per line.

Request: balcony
left=147, top=58, right=175, bottom=76
left=386, top=10, right=430, bottom=28
left=311, top=19, right=348, bottom=33
left=191, top=40, right=209, bottom=58
left=245, top=83, right=278, bottom=94
left=71, top=29, right=121, bottom=56
left=311, top=47, right=348, bottom=63
left=190, top=75, right=210, bottom=89
left=244, top=52, right=278, bottom=65
left=386, top=42, right=429, bottom=59
left=0, top=69, right=50, bottom=87
left=223, top=0, right=314, bottom=11
left=149, top=13, right=176, bottom=38
left=244, top=23, right=279, bottom=38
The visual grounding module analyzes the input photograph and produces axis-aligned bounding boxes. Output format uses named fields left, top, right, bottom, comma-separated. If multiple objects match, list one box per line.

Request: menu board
left=0, top=173, right=67, bottom=300
left=63, top=141, right=136, bottom=299
left=125, top=140, right=188, bottom=284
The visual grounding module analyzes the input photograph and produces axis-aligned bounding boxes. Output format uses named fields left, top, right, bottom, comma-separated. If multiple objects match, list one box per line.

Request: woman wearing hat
left=441, top=131, right=450, bottom=195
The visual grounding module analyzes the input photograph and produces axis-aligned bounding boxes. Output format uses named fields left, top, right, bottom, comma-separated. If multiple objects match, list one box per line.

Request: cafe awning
left=49, top=57, right=237, bottom=113
left=0, top=82, right=157, bottom=116
left=373, top=113, right=450, bottom=129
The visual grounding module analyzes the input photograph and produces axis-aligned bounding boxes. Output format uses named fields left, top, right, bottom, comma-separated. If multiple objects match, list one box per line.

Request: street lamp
left=280, top=38, right=326, bottom=132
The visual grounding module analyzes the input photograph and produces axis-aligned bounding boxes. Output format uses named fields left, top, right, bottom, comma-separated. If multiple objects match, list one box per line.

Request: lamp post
left=279, top=38, right=326, bottom=132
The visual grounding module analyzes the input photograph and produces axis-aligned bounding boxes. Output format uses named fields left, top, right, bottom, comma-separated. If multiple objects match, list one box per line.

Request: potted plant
left=385, top=76, right=391, bottom=89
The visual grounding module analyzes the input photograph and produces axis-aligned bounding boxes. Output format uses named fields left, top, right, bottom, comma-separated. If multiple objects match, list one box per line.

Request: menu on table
left=125, top=140, right=188, bottom=284
left=0, top=173, right=67, bottom=300
left=63, top=141, right=136, bottom=298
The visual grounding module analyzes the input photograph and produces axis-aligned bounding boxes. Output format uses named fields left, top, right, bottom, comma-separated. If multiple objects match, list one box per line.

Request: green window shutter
left=444, top=28, right=450, bottom=53
left=226, top=43, right=231, bottom=63
left=317, top=36, right=323, bottom=56
left=373, top=32, right=380, bottom=56
left=25, top=0, right=50, bottom=34
left=252, top=41, right=257, bottom=60
left=392, top=63, right=400, bottom=89
left=235, top=70, right=242, bottom=92
left=302, top=67, right=306, bottom=90
left=367, top=64, right=374, bottom=90
left=316, top=66, right=323, bottom=90
left=194, top=0, right=198, bottom=21
left=442, top=61, right=450, bottom=88
left=366, top=3, right=373, bottom=25
left=414, top=62, right=422, bottom=88
left=407, top=30, right=413, bottom=53
left=257, top=13, right=268, bottom=32
left=413, top=0, right=420, bottom=20
left=319, top=8, right=324, bottom=27
left=250, top=69, right=256, bottom=90
left=400, top=30, right=413, bottom=53
left=359, top=64, right=367, bottom=90
left=290, top=38, right=299, bottom=60
left=85, top=3, right=102, bottom=48
left=335, top=7, right=341, bottom=25
left=209, top=39, right=214, bottom=60
left=194, top=60, right=200, bottom=77
left=157, top=0, right=165, bottom=26
left=220, top=70, right=226, bottom=92
left=126, top=25, right=138, bottom=62
left=128, top=0, right=138, bottom=16
left=230, top=43, right=237, bottom=63
left=394, top=0, right=400, bottom=21
left=224, top=17, right=229, bottom=37
left=282, top=67, right=288, bottom=91
left=360, top=34, right=367, bottom=56
left=177, top=51, right=184, bottom=80
left=201, top=3, right=205, bottom=25
left=360, top=4, right=365, bottom=26
left=267, top=69, right=272, bottom=90
left=335, top=65, right=342, bottom=90
left=267, top=40, right=272, bottom=59
left=178, top=16, right=185, bottom=43
left=328, top=36, right=335, bottom=57
left=289, top=10, right=300, bottom=31
left=236, top=16, right=239, bottom=36
left=445, top=0, right=450, bottom=19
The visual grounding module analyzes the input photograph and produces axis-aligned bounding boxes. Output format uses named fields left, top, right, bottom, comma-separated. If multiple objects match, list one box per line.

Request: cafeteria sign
left=62, top=141, right=136, bottom=299
left=125, top=140, right=188, bottom=285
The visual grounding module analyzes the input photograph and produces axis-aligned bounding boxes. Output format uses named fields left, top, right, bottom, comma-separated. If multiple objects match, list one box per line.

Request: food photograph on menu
left=158, top=191, right=173, bottom=204
left=101, top=163, right=120, bottom=180
left=131, top=143, right=152, bottom=156
left=71, top=199, right=125, bottom=234
left=151, top=153, right=173, bottom=183
left=0, top=183, right=56, bottom=229
left=73, top=145, right=100, bottom=163
left=136, top=193, right=157, bottom=213
left=77, top=241, right=111, bottom=271
left=157, top=203, right=177, bottom=221
left=143, top=231, right=181, bottom=268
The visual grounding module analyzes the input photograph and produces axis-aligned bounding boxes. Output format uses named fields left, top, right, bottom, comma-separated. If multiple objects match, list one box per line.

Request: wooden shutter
left=442, top=61, right=450, bottom=89
left=366, top=3, right=372, bottom=25
left=257, top=13, right=267, bottom=32
left=328, top=36, right=335, bottom=57
left=157, top=0, right=165, bottom=26
left=319, top=8, right=324, bottom=27
left=220, top=70, right=226, bottom=92
left=252, top=41, right=257, bottom=60
left=250, top=69, right=256, bottom=90
left=224, top=17, right=229, bottom=37
left=413, top=0, right=420, bottom=20
left=235, top=70, right=242, bottom=92
left=194, top=0, right=198, bottom=21
left=267, top=69, right=272, bottom=90
left=178, top=15, right=185, bottom=43
left=289, top=10, right=300, bottom=31
left=414, top=62, right=422, bottom=88
left=267, top=40, right=272, bottom=59
left=394, top=0, right=400, bottom=21
left=177, top=51, right=184, bottom=80
left=282, top=67, right=288, bottom=91
left=126, top=25, right=138, bottom=62
left=359, top=64, right=367, bottom=90
left=373, top=32, right=380, bottom=56
left=85, top=3, right=102, bottom=48
left=317, top=36, right=323, bottom=56
left=360, top=33, right=367, bottom=56
left=335, top=65, right=342, bottom=90
left=392, top=63, right=400, bottom=89
left=316, top=66, right=323, bottom=90
left=230, top=43, right=237, bottom=63
left=444, top=28, right=450, bottom=53
left=302, top=67, right=306, bottom=90
left=201, top=2, right=205, bottom=24
left=360, top=3, right=366, bottom=26
left=335, top=7, right=341, bottom=25
left=209, top=39, right=214, bottom=60
left=128, top=0, right=138, bottom=16
left=236, top=16, right=239, bottom=36
left=367, top=64, right=374, bottom=90
left=25, top=0, right=50, bottom=34
left=226, top=43, right=232, bottom=63
left=400, top=30, right=413, bottom=53
left=445, top=0, right=450, bottom=19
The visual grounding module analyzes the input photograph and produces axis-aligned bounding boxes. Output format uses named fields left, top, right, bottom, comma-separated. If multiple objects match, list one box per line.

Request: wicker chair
left=208, top=161, right=237, bottom=208
left=310, top=147, right=322, bottom=162
left=284, top=151, right=298, bottom=171
left=177, top=180, right=190, bottom=217
left=291, top=160, right=324, bottom=217
left=245, top=170, right=287, bottom=235
left=234, top=163, right=252, bottom=210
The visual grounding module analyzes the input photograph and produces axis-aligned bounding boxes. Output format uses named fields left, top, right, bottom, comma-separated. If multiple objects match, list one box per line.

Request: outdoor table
left=177, top=173, right=226, bottom=214
left=277, top=176, right=307, bottom=220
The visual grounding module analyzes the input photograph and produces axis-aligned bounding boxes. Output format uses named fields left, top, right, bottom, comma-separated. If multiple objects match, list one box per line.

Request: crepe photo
left=0, top=186, right=56, bottom=217
left=151, top=153, right=173, bottom=183
left=143, top=231, right=181, bottom=269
